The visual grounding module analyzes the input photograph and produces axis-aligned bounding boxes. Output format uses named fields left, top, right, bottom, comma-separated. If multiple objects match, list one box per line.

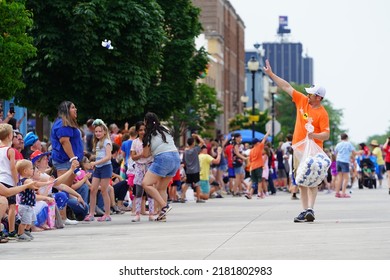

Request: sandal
left=132, top=215, right=140, bottom=222
left=0, top=232, right=8, bottom=243
left=156, top=204, right=172, bottom=220
left=97, top=215, right=112, bottom=222
left=84, top=214, right=95, bottom=221
left=154, top=216, right=166, bottom=222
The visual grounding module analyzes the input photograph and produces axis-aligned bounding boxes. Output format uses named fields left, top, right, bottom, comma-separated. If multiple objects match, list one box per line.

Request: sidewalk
left=1, top=184, right=390, bottom=260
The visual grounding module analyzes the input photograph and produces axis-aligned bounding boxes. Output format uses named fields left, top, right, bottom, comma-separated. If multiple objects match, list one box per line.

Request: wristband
left=69, top=156, right=78, bottom=163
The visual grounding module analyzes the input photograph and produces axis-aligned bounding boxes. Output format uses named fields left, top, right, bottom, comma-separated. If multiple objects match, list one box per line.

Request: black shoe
left=7, top=230, right=17, bottom=240
left=305, top=209, right=315, bottom=222
left=293, top=211, right=307, bottom=223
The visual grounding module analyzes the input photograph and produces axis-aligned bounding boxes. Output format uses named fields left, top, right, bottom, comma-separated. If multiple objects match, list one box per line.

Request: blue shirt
left=121, top=139, right=133, bottom=166
left=335, top=141, right=355, bottom=163
left=50, top=118, right=84, bottom=163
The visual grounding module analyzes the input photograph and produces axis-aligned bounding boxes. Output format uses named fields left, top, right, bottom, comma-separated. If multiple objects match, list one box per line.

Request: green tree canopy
left=169, top=83, right=222, bottom=144
left=146, top=0, right=208, bottom=120
left=15, top=0, right=166, bottom=121
left=0, top=0, right=36, bottom=99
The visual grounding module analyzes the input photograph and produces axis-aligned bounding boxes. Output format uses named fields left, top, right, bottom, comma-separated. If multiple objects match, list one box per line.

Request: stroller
left=358, top=157, right=377, bottom=189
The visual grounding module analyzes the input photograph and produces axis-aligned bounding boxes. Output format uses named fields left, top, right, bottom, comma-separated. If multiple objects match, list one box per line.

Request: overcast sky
left=229, top=0, right=390, bottom=144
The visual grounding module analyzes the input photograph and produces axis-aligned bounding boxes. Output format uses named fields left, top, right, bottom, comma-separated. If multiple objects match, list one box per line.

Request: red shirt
left=172, top=168, right=181, bottom=181
left=384, top=145, right=390, bottom=163
left=13, top=148, right=24, bottom=161
left=225, top=144, right=233, bottom=168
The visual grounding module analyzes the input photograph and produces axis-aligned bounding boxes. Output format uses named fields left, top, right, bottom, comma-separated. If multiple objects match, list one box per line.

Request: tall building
left=192, top=0, right=245, bottom=135
left=262, top=42, right=313, bottom=85
left=261, top=16, right=314, bottom=86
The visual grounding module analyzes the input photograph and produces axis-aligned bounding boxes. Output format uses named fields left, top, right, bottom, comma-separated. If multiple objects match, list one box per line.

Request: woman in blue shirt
left=50, top=101, right=84, bottom=225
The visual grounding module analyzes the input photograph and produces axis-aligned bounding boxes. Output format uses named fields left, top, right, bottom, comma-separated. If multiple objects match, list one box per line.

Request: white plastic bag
left=292, top=123, right=331, bottom=187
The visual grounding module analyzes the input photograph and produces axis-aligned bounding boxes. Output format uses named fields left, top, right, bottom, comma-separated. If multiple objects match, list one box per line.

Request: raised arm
left=263, top=59, right=294, bottom=97
left=261, top=130, right=271, bottom=145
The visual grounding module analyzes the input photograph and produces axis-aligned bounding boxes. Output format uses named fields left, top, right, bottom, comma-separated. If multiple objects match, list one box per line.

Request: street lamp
left=247, top=56, right=259, bottom=139
left=240, top=95, right=249, bottom=113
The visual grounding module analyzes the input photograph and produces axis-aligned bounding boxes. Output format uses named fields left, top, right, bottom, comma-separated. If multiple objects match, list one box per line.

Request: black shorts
left=186, top=173, right=200, bottom=189
left=386, top=162, right=390, bottom=171
left=1, top=182, right=16, bottom=205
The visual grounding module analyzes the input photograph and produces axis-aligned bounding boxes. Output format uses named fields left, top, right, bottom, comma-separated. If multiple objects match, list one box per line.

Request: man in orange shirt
left=246, top=131, right=270, bottom=199
left=264, top=59, right=330, bottom=223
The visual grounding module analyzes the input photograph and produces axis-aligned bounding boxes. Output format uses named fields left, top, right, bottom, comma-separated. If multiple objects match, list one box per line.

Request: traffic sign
left=266, top=119, right=281, bottom=135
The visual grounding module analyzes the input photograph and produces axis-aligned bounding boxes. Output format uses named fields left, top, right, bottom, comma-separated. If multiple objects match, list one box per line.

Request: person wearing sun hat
left=30, top=150, right=51, bottom=164
left=370, top=139, right=385, bottom=187
left=263, top=59, right=330, bottom=223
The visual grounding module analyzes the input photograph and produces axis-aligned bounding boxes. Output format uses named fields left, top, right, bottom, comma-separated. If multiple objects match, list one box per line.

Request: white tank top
left=0, top=146, right=15, bottom=186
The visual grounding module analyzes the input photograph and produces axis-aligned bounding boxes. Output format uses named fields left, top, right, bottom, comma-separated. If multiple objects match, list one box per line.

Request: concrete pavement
left=1, top=182, right=390, bottom=260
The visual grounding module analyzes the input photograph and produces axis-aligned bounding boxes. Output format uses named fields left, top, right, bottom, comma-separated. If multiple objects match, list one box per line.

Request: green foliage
left=146, top=0, right=208, bottom=120
left=0, top=0, right=36, bottom=99
left=15, top=0, right=166, bottom=121
left=169, top=83, right=221, bottom=144
left=229, top=109, right=270, bottom=133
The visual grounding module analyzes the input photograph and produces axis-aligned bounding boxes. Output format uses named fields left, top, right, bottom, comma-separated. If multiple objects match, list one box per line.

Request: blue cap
left=24, top=132, right=39, bottom=147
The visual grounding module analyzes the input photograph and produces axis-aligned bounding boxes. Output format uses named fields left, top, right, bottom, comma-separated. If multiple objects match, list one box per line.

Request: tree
left=0, top=0, right=36, bottom=99
left=229, top=109, right=270, bottom=134
left=169, top=83, right=222, bottom=144
left=15, top=0, right=166, bottom=121
left=146, top=0, right=208, bottom=120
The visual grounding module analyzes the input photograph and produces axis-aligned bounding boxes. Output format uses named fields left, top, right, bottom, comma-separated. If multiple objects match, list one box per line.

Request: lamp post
left=240, top=95, right=249, bottom=113
left=247, top=56, right=259, bottom=140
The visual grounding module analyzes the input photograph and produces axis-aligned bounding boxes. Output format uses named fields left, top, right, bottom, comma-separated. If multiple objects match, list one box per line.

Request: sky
left=229, top=0, right=390, bottom=144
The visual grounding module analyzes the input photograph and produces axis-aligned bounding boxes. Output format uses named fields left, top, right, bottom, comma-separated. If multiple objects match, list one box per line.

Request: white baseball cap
left=305, top=85, right=326, bottom=98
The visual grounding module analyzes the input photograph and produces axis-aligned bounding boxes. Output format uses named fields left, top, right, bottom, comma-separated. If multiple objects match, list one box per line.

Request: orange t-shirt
left=292, top=90, right=330, bottom=148
left=249, top=142, right=265, bottom=170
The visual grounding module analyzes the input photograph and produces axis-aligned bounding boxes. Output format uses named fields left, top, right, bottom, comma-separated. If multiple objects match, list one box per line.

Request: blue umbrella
left=229, top=129, right=272, bottom=143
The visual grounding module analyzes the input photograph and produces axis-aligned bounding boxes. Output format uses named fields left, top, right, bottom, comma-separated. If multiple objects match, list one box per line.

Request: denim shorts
left=234, top=165, right=245, bottom=175
left=336, top=161, right=350, bottom=173
left=218, top=164, right=228, bottom=172
left=52, top=160, right=71, bottom=171
left=148, top=151, right=180, bottom=177
left=199, top=180, right=210, bottom=194
left=93, top=164, right=113, bottom=179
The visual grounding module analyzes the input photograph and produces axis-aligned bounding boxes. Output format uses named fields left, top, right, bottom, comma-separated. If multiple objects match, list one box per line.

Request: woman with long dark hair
left=141, top=112, right=180, bottom=222
left=50, top=101, right=84, bottom=225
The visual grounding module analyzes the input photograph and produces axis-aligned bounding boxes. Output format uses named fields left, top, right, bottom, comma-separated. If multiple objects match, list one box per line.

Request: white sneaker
left=64, top=218, right=78, bottom=225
